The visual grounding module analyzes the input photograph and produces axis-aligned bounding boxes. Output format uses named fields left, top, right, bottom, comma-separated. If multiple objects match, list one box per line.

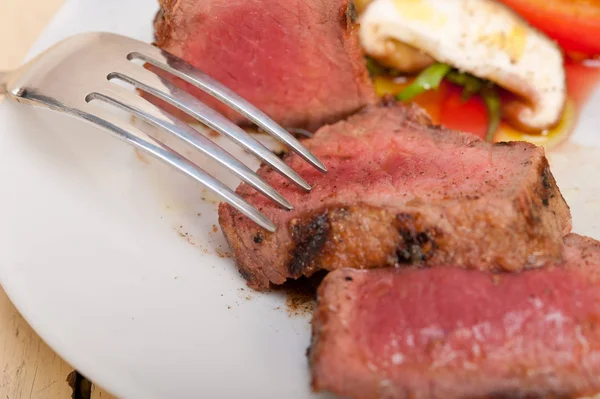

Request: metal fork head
left=2, top=32, right=327, bottom=232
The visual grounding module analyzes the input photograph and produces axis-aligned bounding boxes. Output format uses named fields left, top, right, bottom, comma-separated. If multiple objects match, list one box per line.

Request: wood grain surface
left=0, top=0, right=118, bottom=397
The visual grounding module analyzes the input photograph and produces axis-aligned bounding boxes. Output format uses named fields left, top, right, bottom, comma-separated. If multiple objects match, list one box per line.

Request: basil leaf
left=446, top=70, right=483, bottom=102
left=481, top=86, right=502, bottom=142
left=366, top=57, right=387, bottom=77
left=397, top=63, right=451, bottom=102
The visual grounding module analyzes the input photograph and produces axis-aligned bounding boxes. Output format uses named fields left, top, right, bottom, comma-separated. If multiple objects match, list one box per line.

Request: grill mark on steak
left=237, top=267, right=254, bottom=283
left=345, top=1, right=358, bottom=25
left=395, top=213, right=442, bottom=264
left=539, top=157, right=557, bottom=208
left=289, top=211, right=332, bottom=278
left=289, top=206, right=428, bottom=276
left=494, top=141, right=519, bottom=147
left=288, top=206, right=449, bottom=275
left=253, top=232, right=264, bottom=244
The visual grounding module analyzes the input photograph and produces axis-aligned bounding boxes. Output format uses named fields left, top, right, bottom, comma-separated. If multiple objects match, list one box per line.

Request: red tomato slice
left=498, top=0, right=600, bottom=57
left=438, top=85, right=488, bottom=140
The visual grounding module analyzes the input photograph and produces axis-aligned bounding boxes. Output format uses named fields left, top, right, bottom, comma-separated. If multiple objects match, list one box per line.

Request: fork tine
left=82, top=107, right=277, bottom=232
left=128, top=50, right=328, bottom=174
left=87, top=86, right=293, bottom=211
left=107, top=65, right=311, bottom=191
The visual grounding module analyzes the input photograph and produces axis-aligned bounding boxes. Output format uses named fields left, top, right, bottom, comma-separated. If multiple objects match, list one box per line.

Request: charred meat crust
left=539, top=157, right=559, bottom=208
left=286, top=206, right=446, bottom=278
left=286, top=206, right=401, bottom=277
left=344, top=1, right=358, bottom=25
left=153, top=0, right=173, bottom=47
left=395, top=213, right=442, bottom=263
left=289, top=211, right=332, bottom=278
left=281, top=188, right=566, bottom=279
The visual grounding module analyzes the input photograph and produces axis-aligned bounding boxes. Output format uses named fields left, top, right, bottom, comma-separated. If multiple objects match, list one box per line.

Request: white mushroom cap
left=360, top=0, right=566, bottom=131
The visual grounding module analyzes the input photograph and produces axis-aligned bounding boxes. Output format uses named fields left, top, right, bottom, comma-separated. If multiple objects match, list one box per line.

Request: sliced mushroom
left=373, top=39, right=434, bottom=73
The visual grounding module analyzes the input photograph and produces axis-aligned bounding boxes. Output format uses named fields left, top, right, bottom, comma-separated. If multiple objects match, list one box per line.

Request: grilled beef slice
left=309, top=234, right=600, bottom=399
left=219, top=103, right=571, bottom=290
left=153, top=0, right=376, bottom=131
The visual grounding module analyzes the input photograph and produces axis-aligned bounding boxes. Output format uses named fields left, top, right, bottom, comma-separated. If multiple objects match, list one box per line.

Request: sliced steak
left=153, top=0, right=376, bottom=131
left=218, top=103, right=571, bottom=290
left=310, top=234, right=600, bottom=399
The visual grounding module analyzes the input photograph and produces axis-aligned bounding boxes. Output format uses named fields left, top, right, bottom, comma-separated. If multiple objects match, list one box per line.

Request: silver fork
left=0, top=32, right=327, bottom=232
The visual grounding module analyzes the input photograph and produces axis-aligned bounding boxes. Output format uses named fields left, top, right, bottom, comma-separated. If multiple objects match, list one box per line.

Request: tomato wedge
left=498, top=0, right=600, bottom=56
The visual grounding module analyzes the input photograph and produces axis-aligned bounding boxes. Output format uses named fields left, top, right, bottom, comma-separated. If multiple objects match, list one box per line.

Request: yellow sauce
left=494, top=99, right=576, bottom=149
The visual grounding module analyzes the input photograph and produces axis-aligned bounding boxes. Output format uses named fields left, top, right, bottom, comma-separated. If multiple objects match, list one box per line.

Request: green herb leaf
left=394, top=63, right=502, bottom=141
left=481, top=86, right=502, bottom=142
left=446, top=70, right=483, bottom=102
left=366, top=57, right=387, bottom=77
left=396, top=63, right=452, bottom=102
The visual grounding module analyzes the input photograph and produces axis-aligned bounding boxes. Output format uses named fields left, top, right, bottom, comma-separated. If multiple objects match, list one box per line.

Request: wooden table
left=0, top=1, right=117, bottom=397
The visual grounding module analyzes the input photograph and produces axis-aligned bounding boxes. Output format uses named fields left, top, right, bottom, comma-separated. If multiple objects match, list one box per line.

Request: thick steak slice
left=310, top=234, right=600, bottom=399
left=218, top=103, right=571, bottom=290
left=153, top=0, right=376, bottom=131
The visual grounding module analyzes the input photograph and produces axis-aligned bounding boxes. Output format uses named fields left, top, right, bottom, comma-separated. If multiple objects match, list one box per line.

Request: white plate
left=0, top=1, right=599, bottom=398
